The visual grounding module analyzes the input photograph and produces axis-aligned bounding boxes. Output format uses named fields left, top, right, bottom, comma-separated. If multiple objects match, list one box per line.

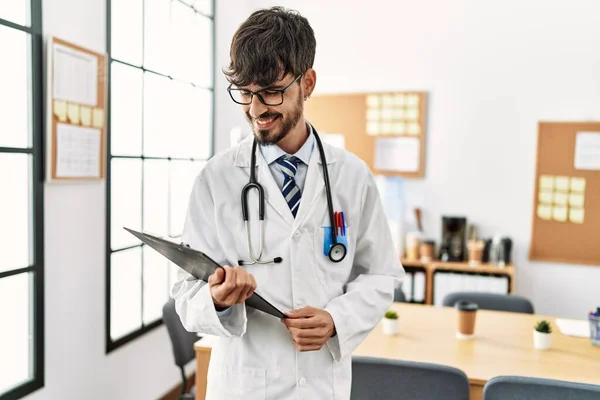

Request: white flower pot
left=533, top=330, right=552, bottom=350
left=382, top=318, right=398, bottom=335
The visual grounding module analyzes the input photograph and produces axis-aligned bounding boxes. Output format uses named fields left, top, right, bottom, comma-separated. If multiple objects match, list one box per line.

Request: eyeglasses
left=228, top=74, right=302, bottom=106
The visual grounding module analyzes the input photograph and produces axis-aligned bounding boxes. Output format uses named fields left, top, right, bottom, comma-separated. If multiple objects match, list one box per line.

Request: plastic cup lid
left=455, top=300, right=478, bottom=311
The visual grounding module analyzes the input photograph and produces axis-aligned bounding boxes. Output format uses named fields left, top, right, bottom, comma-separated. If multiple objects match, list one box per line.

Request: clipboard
left=124, top=227, right=286, bottom=319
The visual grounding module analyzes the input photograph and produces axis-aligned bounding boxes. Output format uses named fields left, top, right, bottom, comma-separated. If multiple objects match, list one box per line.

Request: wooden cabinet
left=399, top=259, right=515, bottom=305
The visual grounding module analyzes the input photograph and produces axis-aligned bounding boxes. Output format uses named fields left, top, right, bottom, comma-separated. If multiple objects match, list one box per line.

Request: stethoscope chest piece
left=329, top=243, right=347, bottom=263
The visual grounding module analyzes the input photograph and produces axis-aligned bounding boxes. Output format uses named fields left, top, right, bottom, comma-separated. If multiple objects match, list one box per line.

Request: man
left=171, top=6, right=404, bottom=399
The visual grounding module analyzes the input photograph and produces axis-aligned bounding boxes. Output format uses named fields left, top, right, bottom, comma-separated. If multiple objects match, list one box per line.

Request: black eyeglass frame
left=227, top=74, right=302, bottom=106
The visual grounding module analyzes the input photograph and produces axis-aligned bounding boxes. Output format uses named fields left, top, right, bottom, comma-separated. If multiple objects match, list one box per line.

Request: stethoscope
left=238, top=126, right=347, bottom=266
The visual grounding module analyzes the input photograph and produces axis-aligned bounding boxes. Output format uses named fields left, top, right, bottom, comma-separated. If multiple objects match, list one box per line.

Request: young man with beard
left=171, top=6, right=404, bottom=400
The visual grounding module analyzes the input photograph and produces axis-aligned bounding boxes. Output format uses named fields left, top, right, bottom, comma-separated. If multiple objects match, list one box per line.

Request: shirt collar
left=259, top=122, right=315, bottom=166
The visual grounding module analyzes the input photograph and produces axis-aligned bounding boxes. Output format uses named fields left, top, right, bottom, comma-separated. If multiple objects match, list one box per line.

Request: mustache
left=247, top=112, right=281, bottom=121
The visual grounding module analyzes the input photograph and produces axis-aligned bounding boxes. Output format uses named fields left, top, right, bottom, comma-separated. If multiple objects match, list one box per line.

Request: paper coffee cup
left=455, top=300, right=478, bottom=339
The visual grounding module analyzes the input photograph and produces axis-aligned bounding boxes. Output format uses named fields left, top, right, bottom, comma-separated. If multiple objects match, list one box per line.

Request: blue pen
left=341, top=211, right=346, bottom=236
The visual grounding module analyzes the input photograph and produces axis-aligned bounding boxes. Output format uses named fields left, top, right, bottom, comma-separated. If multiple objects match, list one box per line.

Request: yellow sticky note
left=382, top=95, right=394, bottom=107
left=393, top=109, right=405, bottom=119
left=92, top=108, right=105, bottom=128
left=569, top=193, right=585, bottom=208
left=381, top=122, right=393, bottom=133
left=552, top=206, right=568, bottom=222
left=537, top=204, right=552, bottom=220
left=67, top=103, right=80, bottom=124
left=53, top=100, right=68, bottom=122
left=553, top=192, right=568, bottom=206
left=539, top=175, right=554, bottom=190
left=80, top=106, right=92, bottom=126
left=394, top=94, right=405, bottom=106
left=570, top=177, right=586, bottom=193
left=367, top=109, right=380, bottom=121
left=407, top=123, right=420, bottom=135
left=382, top=109, right=393, bottom=121
left=367, top=95, right=380, bottom=108
left=569, top=208, right=585, bottom=224
left=555, top=176, right=569, bottom=192
left=392, top=123, right=406, bottom=134
left=539, top=190, right=553, bottom=204
left=406, top=109, right=419, bottom=120
left=367, top=122, right=380, bottom=135
left=407, top=94, right=420, bottom=107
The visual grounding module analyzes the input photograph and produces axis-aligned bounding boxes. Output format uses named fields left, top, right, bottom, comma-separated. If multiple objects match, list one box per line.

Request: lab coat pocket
left=214, top=364, right=266, bottom=400
left=313, top=227, right=353, bottom=293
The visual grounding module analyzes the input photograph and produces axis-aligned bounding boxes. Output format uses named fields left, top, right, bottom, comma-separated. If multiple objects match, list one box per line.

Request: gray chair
left=483, top=376, right=600, bottom=400
left=351, top=356, right=469, bottom=400
left=442, top=292, right=534, bottom=314
left=163, top=298, right=197, bottom=400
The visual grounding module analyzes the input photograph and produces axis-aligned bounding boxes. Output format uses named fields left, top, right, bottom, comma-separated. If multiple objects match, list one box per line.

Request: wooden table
left=194, top=303, right=600, bottom=400
left=354, top=303, right=600, bottom=400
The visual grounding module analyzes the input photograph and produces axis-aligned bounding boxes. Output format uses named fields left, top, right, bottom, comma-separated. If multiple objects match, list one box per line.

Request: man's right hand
left=208, top=266, right=257, bottom=309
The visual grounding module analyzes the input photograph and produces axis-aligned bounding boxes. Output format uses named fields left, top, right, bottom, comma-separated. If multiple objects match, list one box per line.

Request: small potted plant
left=382, top=310, right=399, bottom=335
left=533, top=320, right=552, bottom=350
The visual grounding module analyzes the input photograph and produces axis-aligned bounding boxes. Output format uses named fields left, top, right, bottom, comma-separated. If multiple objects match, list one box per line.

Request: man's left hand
left=282, top=306, right=336, bottom=352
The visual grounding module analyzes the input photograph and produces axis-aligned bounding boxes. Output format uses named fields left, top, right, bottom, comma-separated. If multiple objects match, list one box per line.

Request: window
left=0, top=0, right=44, bottom=399
left=106, top=0, right=215, bottom=352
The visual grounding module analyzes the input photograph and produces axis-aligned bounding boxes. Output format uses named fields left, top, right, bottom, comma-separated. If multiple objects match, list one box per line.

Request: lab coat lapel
left=293, top=141, right=334, bottom=230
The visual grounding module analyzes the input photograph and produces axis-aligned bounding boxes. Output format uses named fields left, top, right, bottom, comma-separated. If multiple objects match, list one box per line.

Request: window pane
left=144, top=0, right=171, bottom=74
left=190, top=88, right=212, bottom=159
left=0, top=273, right=33, bottom=395
left=0, top=26, right=30, bottom=148
left=143, top=246, right=169, bottom=324
left=111, top=248, right=142, bottom=340
left=110, top=62, right=143, bottom=156
left=168, top=85, right=212, bottom=159
left=194, top=15, right=213, bottom=88
left=168, top=80, right=194, bottom=158
left=143, top=159, right=169, bottom=236
left=111, top=158, right=142, bottom=249
left=170, top=3, right=212, bottom=87
left=170, top=1, right=196, bottom=83
left=0, top=154, right=30, bottom=273
left=143, top=72, right=173, bottom=157
left=0, top=0, right=29, bottom=26
left=110, top=0, right=143, bottom=65
left=188, top=0, right=212, bottom=16
left=170, top=160, right=205, bottom=236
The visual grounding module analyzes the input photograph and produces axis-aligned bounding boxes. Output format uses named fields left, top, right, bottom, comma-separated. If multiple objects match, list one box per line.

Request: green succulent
left=534, top=320, right=552, bottom=333
left=384, top=310, right=398, bottom=320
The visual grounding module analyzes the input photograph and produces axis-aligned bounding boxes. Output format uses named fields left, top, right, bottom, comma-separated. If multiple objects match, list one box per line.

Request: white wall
left=213, top=1, right=254, bottom=151
left=27, top=0, right=190, bottom=399
left=216, top=0, right=600, bottom=319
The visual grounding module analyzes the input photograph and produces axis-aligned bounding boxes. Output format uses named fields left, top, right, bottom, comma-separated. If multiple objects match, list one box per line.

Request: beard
left=246, top=92, right=303, bottom=146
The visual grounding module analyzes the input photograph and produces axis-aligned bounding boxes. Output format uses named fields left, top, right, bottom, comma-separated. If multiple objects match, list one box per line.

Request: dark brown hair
left=224, top=6, right=316, bottom=87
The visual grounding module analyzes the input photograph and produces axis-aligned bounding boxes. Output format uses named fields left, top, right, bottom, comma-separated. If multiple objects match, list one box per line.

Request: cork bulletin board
left=46, top=36, right=107, bottom=182
left=304, top=91, right=428, bottom=178
left=529, top=121, right=600, bottom=266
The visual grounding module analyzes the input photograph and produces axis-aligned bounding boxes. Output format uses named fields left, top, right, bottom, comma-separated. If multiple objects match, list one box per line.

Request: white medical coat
left=171, top=132, right=405, bottom=400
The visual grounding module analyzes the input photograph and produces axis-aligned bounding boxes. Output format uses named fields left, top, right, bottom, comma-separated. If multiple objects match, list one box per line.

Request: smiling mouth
left=255, top=115, right=279, bottom=128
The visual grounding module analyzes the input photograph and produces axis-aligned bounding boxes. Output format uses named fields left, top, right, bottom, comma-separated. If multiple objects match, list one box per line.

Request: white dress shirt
left=258, top=122, right=315, bottom=192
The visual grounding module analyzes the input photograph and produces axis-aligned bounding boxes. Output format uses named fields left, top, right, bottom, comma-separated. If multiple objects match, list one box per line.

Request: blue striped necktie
left=275, top=155, right=302, bottom=217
